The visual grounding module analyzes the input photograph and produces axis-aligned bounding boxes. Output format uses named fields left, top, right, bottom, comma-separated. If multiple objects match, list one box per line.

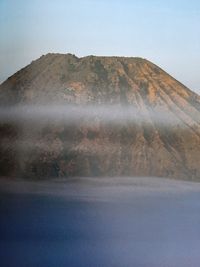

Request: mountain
left=0, top=53, right=200, bottom=180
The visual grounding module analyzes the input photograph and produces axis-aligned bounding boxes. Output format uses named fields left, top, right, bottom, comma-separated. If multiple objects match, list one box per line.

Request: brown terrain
left=0, top=53, right=200, bottom=180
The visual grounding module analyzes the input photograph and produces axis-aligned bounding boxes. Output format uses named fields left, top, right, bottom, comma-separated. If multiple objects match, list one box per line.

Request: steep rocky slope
left=0, top=53, right=200, bottom=180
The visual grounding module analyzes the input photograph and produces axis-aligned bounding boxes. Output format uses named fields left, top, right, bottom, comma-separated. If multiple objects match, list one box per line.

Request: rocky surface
left=0, top=53, right=200, bottom=180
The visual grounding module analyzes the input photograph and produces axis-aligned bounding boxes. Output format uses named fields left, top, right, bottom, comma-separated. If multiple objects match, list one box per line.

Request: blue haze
left=1, top=177, right=200, bottom=267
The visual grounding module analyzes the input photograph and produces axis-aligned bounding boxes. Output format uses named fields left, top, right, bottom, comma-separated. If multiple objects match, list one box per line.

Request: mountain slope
left=0, top=53, right=200, bottom=180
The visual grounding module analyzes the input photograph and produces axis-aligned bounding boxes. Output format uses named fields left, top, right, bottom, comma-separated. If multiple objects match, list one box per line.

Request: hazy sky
left=0, top=0, right=200, bottom=93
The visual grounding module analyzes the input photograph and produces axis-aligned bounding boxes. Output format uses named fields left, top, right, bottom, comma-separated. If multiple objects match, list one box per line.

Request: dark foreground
left=0, top=177, right=200, bottom=267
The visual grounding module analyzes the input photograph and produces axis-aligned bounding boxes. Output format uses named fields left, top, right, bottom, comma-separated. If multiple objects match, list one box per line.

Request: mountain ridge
left=0, top=53, right=200, bottom=180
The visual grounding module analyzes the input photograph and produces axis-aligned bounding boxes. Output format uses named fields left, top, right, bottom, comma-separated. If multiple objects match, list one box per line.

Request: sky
left=0, top=0, right=200, bottom=93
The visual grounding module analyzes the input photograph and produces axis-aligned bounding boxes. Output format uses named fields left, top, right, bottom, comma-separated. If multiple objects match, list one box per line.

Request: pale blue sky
left=0, top=0, right=200, bottom=93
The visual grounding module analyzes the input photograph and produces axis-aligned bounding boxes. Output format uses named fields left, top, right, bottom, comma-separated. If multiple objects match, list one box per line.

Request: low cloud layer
left=0, top=104, right=188, bottom=126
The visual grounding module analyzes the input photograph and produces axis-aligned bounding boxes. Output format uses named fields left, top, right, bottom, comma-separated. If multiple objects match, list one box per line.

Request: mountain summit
left=1, top=53, right=200, bottom=180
